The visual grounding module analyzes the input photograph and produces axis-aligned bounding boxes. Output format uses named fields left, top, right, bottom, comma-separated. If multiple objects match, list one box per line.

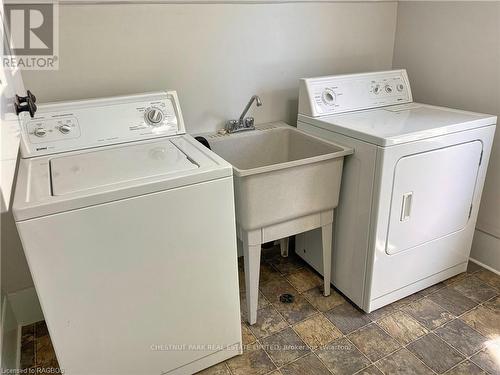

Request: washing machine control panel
left=25, top=116, right=82, bottom=145
left=19, top=91, right=186, bottom=158
left=298, top=70, right=413, bottom=117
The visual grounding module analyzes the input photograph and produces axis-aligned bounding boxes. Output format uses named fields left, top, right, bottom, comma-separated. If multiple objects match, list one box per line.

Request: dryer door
left=386, top=141, right=482, bottom=255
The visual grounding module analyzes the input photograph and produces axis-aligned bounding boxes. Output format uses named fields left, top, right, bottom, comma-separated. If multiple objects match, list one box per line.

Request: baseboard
left=469, top=258, right=500, bottom=276
left=7, top=287, right=43, bottom=327
left=1, top=293, right=21, bottom=370
left=470, top=229, right=500, bottom=274
left=1, top=293, right=5, bottom=367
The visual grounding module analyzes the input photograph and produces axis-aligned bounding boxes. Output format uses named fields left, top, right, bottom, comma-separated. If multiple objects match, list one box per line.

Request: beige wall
left=393, top=1, right=500, bottom=271
left=5, top=2, right=398, bottom=294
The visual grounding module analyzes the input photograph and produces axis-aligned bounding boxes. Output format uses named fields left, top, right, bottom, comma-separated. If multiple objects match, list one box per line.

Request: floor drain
left=279, top=293, right=295, bottom=304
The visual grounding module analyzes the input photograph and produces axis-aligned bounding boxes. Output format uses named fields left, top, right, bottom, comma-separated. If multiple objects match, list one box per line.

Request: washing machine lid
left=298, top=103, right=497, bottom=146
left=13, top=135, right=233, bottom=221
left=50, top=139, right=197, bottom=196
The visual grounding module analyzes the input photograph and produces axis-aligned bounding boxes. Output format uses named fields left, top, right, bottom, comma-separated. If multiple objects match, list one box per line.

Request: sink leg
left=280, top=237, right=289, bottom=258
left=321, top=221, right=332, bottom=297
left=243, top=237, right=262, bottom=325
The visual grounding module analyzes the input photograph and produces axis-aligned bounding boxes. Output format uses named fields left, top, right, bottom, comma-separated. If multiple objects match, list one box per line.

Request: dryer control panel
left=19, top=91, right=186, bottom=158
left=298, top=70, right=413, bottom=117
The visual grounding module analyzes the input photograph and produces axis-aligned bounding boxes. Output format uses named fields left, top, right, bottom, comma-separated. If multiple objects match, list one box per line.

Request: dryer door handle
left=400, top=192, right=413, bottom=222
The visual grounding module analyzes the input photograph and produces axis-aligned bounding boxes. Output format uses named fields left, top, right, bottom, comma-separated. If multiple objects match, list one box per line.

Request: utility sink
left=205, top=122, right=353, bottom=231
left=202, top=121, right=353, bottom=325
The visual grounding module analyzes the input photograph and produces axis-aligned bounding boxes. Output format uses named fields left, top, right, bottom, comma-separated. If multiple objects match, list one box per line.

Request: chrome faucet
left=225, top=95, right=262, bottom=133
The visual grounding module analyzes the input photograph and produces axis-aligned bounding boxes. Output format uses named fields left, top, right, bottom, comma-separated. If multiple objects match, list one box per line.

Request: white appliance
left=296, top=70, right=497, bottom=312
left=13, top=92, right=242, bottom=374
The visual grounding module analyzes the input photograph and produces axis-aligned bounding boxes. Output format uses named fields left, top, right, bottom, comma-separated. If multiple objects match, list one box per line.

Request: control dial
left=33, top=127, right=47, bottom=137
left=322, top=89, right=336, bottom=106
left=385, top=84, right=393, bottom=94
left=59, top=124, right=71, bottom=134
left=145, top=107, right=164, bottom=126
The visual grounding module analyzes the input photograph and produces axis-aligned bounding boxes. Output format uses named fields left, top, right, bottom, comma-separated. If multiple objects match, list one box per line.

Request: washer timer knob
left=34, top=127, right=47, bottom=137
left=145, top=107, right=164, bottom=126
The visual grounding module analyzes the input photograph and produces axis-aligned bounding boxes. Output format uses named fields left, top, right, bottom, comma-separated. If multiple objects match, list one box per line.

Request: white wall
left=22, top=2, right=397, bottom=134
left=1, top=211, right=33, bottom=293
left=393, top=1, right=500, bottom=272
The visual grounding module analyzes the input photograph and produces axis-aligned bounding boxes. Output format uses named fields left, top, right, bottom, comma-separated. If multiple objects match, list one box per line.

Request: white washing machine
left=13, top=92, right=242, bottom=374
left=295, top=70, right=497, bottom=312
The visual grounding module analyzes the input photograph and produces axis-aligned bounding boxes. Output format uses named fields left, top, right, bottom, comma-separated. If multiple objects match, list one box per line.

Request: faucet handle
left=244, top=117, right=255, bottom=129
left=226, top=119, right=238, bottom=131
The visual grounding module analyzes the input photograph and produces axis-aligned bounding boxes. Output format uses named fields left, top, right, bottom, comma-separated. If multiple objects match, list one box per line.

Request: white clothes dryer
left=296, top=70, right=496, bottom=312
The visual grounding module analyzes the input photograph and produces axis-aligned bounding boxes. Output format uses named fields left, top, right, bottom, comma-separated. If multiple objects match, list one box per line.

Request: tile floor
left=20, top=320, right=59, bottom=370
left=20, top=246, right=500, bottom=375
